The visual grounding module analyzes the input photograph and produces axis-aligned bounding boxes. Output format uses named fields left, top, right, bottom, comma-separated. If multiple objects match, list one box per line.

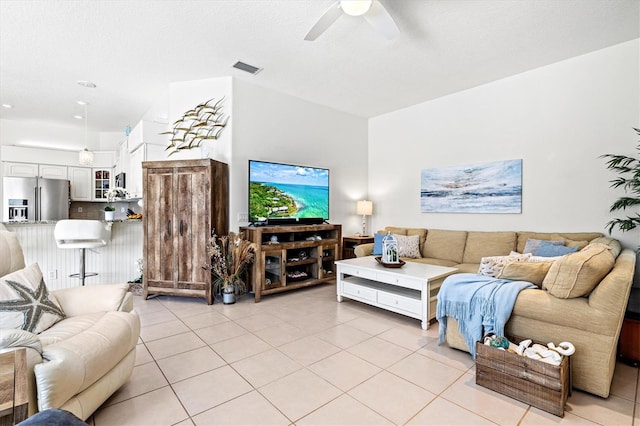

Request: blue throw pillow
left=534, top=241, right=578, bottom=257
left=371, top=233, right=387, bottom=256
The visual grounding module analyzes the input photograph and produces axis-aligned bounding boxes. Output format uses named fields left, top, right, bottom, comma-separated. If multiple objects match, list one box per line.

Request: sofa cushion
left=395, top=234, right=421, bottom=258
left=383, top=227, right=407, bottom=235
left=39, top=312, right=107, bottom=347
left=0, top=263, right=65, bottom=334
left=477, top=252, right=531, bottom=277
left=497, top=260, right=555, bottom=287
left=534, top=241, right=578, bottom=257
left=542, top=243, right=615, bottom=298
left=523, top=238, right=564, bottom=254
left=462, top=231, right=516, bottom=263
left=422, top=229, right=467, bottom=263
left=589, top=237, right=622, bottom=258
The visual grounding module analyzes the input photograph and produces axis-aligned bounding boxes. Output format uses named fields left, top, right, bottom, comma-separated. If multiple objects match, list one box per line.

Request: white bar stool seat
left=54, top=220, right=111, bottom=285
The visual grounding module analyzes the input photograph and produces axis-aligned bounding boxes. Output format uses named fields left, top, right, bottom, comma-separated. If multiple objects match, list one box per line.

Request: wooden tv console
left=241, top=224, right=342, bottom=302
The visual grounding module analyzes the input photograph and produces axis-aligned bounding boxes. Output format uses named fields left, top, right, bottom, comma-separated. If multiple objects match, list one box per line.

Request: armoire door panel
left=145, top=169, right=175, bottom=285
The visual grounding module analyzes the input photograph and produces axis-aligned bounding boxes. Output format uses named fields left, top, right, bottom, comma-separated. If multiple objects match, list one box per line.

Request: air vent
left=233, top=61, right=263, bottom=75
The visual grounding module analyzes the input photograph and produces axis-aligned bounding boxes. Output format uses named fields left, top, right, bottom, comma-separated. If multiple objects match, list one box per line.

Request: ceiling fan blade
left=363, top=0, right=399, bottom=40
left=304, top=1, right=343, bottom=41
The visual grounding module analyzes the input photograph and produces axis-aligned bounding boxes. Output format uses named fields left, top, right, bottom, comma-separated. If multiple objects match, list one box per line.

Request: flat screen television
left=248, top=160, right=329, bottom=223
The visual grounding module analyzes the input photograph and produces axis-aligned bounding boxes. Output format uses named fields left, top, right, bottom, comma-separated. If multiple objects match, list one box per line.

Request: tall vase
left=222, top=286, right=235, bottom=304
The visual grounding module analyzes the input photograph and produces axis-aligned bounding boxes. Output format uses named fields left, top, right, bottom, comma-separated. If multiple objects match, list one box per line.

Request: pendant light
left=77, top=81, right=95, bottom=166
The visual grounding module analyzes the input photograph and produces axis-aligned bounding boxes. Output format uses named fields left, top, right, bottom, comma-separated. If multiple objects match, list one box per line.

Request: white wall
left=369, top=40, right=639, bottom=257
left=167, top=76, right=233, bottom=164
left=231, top=79, right=369, bottom=234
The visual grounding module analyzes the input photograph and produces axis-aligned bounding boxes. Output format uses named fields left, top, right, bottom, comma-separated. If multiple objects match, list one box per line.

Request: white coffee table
left=336, top=257, right=458, bottom=329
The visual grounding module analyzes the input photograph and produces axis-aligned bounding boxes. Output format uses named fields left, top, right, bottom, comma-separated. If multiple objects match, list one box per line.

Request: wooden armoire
left=142, top=159, right=228, bottom=305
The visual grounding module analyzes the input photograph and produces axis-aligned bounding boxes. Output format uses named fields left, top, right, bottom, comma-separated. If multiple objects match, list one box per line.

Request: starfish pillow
left=0, top=263, right=65, bottom=333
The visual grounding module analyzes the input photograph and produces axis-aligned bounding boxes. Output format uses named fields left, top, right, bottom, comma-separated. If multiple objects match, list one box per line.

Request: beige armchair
left=0, top=230, right=140, bottom=420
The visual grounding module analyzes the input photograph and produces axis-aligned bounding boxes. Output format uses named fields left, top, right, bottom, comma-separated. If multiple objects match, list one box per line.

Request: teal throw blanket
left=436, top=273, right=535, bottom=358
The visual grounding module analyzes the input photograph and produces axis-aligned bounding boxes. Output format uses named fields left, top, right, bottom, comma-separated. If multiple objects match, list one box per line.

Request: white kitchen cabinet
left=3, top=162, right=67, bottom=179
left=115, top=138, right=128, bottom=175
left=93, top=169, right=112, bottom=200
left=69, top=167, right=112, bottom=201
left=4, top=162, right=38, bottom=177
left=68, top=167, right=92, bottom=201
left=39, top=164, right=68, bottom=179
left=128, top=144, right=165, bottom=198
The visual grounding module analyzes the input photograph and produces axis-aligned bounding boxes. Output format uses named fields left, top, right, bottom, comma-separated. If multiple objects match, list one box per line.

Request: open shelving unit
left=241, top=224, right=342, bottom=302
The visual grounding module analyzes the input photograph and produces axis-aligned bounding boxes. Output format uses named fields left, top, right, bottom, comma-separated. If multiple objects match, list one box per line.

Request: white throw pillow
left=478, top=252, right=532, bottom=277
left=394, top=234, right=422, bottom=259
left=0, top=263, right=65, bottom=333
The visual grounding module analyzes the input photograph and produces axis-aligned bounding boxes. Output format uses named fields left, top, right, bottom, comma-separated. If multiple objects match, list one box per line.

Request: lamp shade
left=356, top=200, right=373, bottom=216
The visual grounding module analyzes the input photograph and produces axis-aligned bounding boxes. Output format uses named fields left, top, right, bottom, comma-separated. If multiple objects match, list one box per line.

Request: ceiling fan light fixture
left=340, top=0, right=372, bottom=16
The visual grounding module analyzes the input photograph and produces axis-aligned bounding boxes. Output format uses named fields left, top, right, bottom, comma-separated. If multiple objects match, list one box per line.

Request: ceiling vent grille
left=233, top=61, right=263, bottom=75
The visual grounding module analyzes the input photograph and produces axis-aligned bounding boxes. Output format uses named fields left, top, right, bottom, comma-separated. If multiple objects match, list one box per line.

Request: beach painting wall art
left=420, top=159, right=522, bottom=213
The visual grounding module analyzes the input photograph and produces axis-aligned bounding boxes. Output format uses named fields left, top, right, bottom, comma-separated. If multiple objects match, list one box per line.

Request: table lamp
left=356, top=200, right=373, bottom=236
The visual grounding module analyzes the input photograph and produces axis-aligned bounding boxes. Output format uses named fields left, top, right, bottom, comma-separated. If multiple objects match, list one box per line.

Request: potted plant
left=601, top=128, right=640, bottom=254
left=206, top=230, right=257, bottom=304
left=104, top=187, right=129, bottom=221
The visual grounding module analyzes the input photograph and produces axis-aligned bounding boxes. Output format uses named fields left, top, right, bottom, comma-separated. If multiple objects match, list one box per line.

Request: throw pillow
left=478, top=252, right=532, bottom=277
left=0, top=263, right=65, bottom=333
left=393, top=234, right=422, bottom=259
left=534, top=241, right=578, bottom=257
left=589, top=237, right=622, bottom=258
left=497, top=260, right=555, bottom=288
left=564, top=239, right=589, bottom=251
left=371, top=233, right=387, bottom=256
left=542, top=243, right=615, bottom=298
left=522, top=238, right=564, bottom=254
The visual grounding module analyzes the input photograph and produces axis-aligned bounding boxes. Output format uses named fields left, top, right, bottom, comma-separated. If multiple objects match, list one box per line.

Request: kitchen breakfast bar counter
left=3, top=220, right=142, bottom=291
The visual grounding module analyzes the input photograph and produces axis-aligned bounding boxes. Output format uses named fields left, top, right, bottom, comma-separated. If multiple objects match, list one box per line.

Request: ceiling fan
left=304, top=0, right=399, bottom=41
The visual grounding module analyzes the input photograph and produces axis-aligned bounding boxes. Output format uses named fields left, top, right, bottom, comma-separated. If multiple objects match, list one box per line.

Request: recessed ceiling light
left=77, top=100, right=88, bottom=105
left=77, top=81, right=96, bottom=88
left=1, top=104, right=14, bottom=109
left=73, top=115, right=84, bottom=119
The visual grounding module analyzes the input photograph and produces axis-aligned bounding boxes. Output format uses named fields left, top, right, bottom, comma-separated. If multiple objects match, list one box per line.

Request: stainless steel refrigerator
left=3, top=177, right=70, bottom=222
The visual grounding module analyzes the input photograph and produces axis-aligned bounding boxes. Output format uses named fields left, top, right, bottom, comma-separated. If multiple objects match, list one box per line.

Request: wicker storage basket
left=475, top=341, right=570, bottom=417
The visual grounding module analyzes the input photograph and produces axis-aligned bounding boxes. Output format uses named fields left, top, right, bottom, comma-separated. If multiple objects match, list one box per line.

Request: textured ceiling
left=0, top=0, right=638, bottom=134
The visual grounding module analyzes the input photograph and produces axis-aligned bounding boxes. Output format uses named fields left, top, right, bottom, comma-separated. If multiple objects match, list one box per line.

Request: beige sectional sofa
left=0, top=230, right=140, bottom=420
left=354, top=226, right=636, bottom=398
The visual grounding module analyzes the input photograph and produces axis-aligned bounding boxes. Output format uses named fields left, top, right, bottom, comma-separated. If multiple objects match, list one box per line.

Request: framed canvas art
left=420, top=159, right=522, bottom=213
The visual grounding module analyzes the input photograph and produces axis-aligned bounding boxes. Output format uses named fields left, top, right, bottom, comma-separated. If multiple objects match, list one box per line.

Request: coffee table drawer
left=378, top=291, right=422, bottom=315
left=343, top=281, right=377, bottom=303
left=340, top=264, right=377, bottom=280
left=376, top=272, right=422, bottom=290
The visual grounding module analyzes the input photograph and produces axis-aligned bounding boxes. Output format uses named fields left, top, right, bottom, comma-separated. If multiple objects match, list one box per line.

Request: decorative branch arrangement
left=162, top=97, right=229, bottom=155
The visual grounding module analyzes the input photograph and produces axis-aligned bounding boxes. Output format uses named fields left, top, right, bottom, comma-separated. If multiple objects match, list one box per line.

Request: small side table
left=0, top=349, right=28, bottom=426
left=342, top=235, right=374, bottom=259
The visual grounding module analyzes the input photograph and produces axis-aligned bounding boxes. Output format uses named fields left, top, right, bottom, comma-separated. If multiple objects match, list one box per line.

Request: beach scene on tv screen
left=250, top=161, right=329, bottom=221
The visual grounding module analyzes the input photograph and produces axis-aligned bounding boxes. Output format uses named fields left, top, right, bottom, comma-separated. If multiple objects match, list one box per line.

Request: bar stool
left=54, top=220, right=111, bottom=286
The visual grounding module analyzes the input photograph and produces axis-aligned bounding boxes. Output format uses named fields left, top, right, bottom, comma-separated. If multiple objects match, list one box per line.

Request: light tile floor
left=89, top=284, right=639, bottom=425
